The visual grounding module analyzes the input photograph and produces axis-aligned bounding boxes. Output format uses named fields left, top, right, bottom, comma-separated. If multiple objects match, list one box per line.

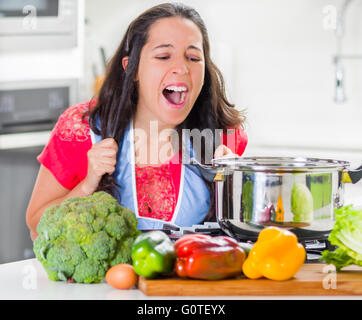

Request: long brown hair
left=88, top=2, right=246, bottom=221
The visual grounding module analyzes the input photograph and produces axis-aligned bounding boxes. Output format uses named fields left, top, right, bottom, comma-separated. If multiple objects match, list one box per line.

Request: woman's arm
left=26, top=138, right=118, bottom=241
left=25, top=165, right=94, bottom=241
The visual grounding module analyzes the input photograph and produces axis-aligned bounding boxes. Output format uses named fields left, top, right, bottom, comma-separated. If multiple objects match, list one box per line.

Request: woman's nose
left=171, top=59, right=189, bottom=75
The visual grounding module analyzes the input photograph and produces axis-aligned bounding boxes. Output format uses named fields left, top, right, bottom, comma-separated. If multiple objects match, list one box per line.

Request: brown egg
left=106, top=264, right=138, bottom=290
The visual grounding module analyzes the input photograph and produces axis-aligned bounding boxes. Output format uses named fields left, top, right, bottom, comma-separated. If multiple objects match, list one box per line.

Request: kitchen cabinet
left=0, top=146, right=41, bottom=264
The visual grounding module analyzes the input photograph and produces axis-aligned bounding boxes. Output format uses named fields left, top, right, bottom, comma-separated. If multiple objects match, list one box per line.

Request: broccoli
left=33, top=191, right=140, bottom=283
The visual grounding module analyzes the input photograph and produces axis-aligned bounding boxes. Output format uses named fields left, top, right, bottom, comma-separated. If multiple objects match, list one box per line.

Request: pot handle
left=342, top=165, right=362, bottom=184
left=185, top=157, right=219, bottom=183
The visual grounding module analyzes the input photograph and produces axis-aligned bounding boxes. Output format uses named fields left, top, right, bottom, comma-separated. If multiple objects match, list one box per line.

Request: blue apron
left=89, top=120, right=210, bottom=230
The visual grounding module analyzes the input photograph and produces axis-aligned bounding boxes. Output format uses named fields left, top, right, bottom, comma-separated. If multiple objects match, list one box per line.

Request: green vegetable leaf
left=320, top=205, right=362, bottom=270
left=291, top=183, right=314, bottom=223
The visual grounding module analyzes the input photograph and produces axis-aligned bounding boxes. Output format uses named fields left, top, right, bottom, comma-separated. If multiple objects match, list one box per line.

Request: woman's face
left=132, top=16, right=205, bottom=128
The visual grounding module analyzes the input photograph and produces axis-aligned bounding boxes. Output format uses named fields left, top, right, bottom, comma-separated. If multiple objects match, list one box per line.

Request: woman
left=26, top=3, right=247, bottom=240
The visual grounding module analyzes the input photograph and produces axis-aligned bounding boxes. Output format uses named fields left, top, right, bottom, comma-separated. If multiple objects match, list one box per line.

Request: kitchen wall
left=82, top=0, right=362, bottom=153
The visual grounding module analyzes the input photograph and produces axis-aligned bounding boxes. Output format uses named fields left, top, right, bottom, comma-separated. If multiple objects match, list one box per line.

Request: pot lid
left=211, top=156, right=350, bottom=172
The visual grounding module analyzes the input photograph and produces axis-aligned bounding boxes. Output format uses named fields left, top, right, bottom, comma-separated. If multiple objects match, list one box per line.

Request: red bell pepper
left=174, top=233, right=246, bottom=280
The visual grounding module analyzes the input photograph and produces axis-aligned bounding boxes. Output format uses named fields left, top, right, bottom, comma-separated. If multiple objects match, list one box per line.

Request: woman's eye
left=156, top=56, right=170, bottom=60
left=188, top=57, right=201, bottom=62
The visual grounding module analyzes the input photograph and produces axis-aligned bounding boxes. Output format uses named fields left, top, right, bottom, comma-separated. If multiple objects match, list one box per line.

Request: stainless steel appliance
left=0, top=78, right=78, bottom=134
left=188, top=156, right=362, bottom=240
left=0, top=0, right=78, bottom=51
left=143, top=222, right=336, bottom=263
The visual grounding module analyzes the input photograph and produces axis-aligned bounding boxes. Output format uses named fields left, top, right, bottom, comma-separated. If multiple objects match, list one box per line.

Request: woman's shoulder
left=53, top=99, right=97, bottom=143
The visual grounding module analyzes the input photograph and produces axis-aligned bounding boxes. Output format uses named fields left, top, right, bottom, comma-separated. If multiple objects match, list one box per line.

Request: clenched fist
left=81, top=138, right=118, bottom=194
left=214, top=144, right=235, bottom=159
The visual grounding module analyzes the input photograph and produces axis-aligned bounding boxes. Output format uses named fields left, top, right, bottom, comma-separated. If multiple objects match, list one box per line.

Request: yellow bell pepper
left=242, top=227, right=306, bottom=281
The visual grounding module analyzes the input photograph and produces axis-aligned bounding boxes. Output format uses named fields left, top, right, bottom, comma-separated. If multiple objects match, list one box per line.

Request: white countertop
left=0, top=258, right=360, bottom=300
left=0, top=258, right=249, bottom=300
left=0, top=258, right=145, bottom=300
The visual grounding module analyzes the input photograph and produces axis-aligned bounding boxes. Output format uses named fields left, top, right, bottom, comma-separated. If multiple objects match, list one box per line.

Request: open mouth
left=162, top=85, right=188, bottom=106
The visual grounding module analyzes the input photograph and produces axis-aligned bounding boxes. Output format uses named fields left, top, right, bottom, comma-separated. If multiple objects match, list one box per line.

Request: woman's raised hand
left=81, top=138, right=118, bottom=194
left=213, top=144, right=236, bottom=159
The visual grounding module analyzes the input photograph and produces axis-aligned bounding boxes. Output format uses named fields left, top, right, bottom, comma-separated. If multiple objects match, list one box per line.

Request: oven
left=0, top=78, right=78, bottom=134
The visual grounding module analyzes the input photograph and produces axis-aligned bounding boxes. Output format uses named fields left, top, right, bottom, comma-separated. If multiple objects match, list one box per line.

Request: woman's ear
left=122, top=56, right=129, bottom=71
left=122, top=55, right=139, bottom=81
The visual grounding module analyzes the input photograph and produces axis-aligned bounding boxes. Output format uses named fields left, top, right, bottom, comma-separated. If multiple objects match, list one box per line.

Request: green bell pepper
left=131, top=230, right=176, bottom=279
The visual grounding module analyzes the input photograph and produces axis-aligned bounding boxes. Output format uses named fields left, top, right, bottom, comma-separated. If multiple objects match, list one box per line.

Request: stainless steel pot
left=189, top=156, right=362, bottom=240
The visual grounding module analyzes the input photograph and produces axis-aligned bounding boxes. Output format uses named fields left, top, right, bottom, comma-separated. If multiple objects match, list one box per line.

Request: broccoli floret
left=90, top=191, right=120, bottom=218
left=36, top=206, right=64, bottom=241
left=109, top=236, right=136, bottom=267
left=46, top=238, right=86, bottom=280
left=32, top=234, right=49, bottom=263
left=105, top=212, right=127, bottom=240
left=33, top=191, right=139, bottom=283
left=92, top=217, right=106, bottom=232
left=73, top=258, right=108, bottom=283
left=81, top=231, right=116, bottom=261
left=122, top=207, right=139, bottom=236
